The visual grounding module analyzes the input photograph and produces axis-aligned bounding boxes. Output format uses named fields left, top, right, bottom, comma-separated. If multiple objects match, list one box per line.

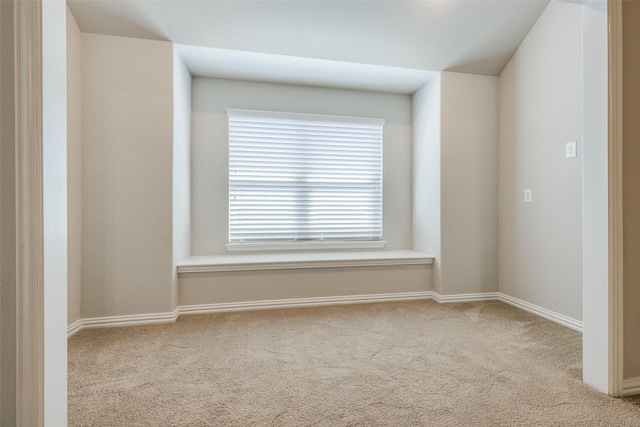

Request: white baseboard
left=68, top=292, right=436, bottom=337
left=434, top=292, right=500, bottom=303
left=67, top=291, right=582, bottom=337
left=623, top=376, right=640, bottom=397
left=68, top=309, right=179, bottom=337
left=179, top=291, right=436, bottom=316
left=497, top=293, right=583, bottom=332
left=428, top=292, right=582, bottom=332
left=67, top=319, right=83, bottom=337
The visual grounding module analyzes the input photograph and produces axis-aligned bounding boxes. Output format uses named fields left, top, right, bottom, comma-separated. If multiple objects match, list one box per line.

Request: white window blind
left=228, top=109, right=384, bottom=244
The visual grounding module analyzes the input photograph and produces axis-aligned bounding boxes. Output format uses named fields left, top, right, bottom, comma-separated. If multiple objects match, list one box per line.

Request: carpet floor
left=68, top=300, right=640, bottom=426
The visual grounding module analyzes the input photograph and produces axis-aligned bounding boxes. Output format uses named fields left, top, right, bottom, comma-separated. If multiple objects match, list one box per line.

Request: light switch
left=566, top=141, right=577, bottom=158
left=524, top=189, right=533, bottom=203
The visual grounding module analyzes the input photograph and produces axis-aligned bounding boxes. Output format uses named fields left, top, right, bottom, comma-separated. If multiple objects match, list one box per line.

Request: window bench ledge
left=177, top=250, right=434, bottom=274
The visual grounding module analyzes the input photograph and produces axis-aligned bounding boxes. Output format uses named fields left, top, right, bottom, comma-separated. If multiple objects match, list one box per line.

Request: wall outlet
left=524, top=189, right=533, bottom=203
left=566, top=141, right=577, bottom=158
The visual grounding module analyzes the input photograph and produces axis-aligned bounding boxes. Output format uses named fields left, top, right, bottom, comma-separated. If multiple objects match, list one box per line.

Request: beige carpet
left=68, top=300, right=640, bottom=426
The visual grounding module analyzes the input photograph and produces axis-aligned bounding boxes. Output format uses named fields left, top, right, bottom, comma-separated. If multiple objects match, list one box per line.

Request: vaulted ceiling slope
left=67, top=0, right=550, bottom=77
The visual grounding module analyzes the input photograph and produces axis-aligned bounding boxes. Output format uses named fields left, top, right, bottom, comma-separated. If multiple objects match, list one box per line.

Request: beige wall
left=172, top=51, right=192, bottom=308
left=623, top=0, right=640, bottom=380
left=191, top=77, right=413, bottom=255
left=0, top=1, right=16, bottom=423
left=180, top=266, right=433, bottom=306
left=412, top=77, right=442, bottom=293
left=81, top=34, right=175, bottom=317
left=72, top=2, right=590, bottom=334
left=440, top=72, right=498, bottom=295
left=412, top=72, right=498, bottom=296
left=79, top=40, right=420, bottom=319
left=498, top=1, right=583, bottom=321
left=67, top=6, right=82, bottom=326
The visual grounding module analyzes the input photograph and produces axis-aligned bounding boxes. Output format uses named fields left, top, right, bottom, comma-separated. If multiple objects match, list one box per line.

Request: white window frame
left=226, top=108, right=386, bottom=252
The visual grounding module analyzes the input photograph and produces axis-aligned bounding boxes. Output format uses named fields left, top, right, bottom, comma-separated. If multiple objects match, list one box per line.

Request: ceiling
left=68, top=0, right=548, bottom=92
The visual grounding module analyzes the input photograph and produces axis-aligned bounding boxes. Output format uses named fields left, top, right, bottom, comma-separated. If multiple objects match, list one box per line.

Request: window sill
left=177, top=250, right=434, bottom=274
left=225, top=240, right=386, bottom=252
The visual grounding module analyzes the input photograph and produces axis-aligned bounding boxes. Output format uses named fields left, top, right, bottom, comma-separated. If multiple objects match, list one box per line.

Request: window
left=227, top=109, right=384, bottom=250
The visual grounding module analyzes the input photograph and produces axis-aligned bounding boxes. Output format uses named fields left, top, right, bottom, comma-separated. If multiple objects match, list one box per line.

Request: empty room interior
left=6, top=0, right=640, bottom=424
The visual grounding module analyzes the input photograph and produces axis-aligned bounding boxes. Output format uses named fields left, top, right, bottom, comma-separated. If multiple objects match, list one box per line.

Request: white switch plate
left=524, top=189, right=533, bottom=203
left=566, top=141, right=577, bottom=158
